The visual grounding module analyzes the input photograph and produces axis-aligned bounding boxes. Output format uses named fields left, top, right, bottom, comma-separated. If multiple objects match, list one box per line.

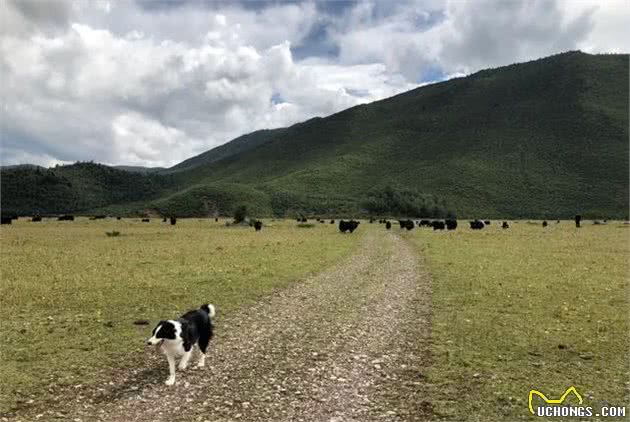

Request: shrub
left=233, top=205, right=248, bottom=224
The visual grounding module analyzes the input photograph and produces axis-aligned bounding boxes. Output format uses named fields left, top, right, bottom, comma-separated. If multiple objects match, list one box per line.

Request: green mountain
left=0, top=163, right=175, bottom=215
left=1, top=52, right=628, bottom=218
left=167, top=128, right=286, bottom=173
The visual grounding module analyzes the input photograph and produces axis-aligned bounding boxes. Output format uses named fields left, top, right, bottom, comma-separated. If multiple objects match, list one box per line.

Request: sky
left=1, top=0, right=628, bottom=168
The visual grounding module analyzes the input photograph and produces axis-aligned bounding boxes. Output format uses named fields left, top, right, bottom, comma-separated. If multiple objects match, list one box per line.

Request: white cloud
left=0, top=0, right=627, bottom=168
left=563, top=0, right=630, bottom=54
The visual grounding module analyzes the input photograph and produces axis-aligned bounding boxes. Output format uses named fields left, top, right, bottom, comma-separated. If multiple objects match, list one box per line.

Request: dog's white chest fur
left=160, top=339, right=185, bottom=357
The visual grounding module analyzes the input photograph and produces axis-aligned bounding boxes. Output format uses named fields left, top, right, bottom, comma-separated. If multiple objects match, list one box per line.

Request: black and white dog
left=146, top=304, right=215, bottom=386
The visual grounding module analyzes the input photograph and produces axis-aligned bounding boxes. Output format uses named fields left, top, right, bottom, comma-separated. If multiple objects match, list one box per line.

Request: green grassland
left=406, top=221, right=629, bottom=420
left=0, top=218, right=361, bottom=413
left=1, top=218, right=628, bottom=420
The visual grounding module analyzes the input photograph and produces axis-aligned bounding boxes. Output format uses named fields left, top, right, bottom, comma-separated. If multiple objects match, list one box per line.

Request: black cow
left=419, top=219, right=431, bottom=227
left=32, top=216, right=42, bottom=222
left=163, top=217, right=167, bottom=222
left=215, top=217, right=219, bottom=222
left=432, top=220, right=446, bottom=230
left=58, top=215, right=74, bottom=221
left=254, top=220, right=262, bottom=231
left=484, top=220, right=491, bottom=225
left=470, top=220, right=485, bottom=230
left=116, top=216, right=122, bottom=220
left=1, top=216, right=12, bottom=225
left=502, top=221, right=510, bottom=229
left=142, top=218, right=150, bottom=223
left=170, top=217, right=177, bottom=225
left=330, top=219, right=335, bottom=224
left=575, top=215, right=581, bottom=228
left=398, top=219, right=414, bottom=230
left=385, top=221, right=391, bottom=230
left=542, top=220, right=548, bottom=228
left=445, top=219, right=458, bottom=230
left=339, top=220, right=360, bottom=233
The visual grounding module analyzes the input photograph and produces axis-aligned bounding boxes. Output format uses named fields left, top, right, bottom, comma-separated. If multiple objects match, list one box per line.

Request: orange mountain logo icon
left=528, top=386, right=583, bottom=414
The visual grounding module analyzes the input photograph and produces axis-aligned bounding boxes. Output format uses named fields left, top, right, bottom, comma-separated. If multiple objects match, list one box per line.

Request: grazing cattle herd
left=0, top=214, right=621, bottom=236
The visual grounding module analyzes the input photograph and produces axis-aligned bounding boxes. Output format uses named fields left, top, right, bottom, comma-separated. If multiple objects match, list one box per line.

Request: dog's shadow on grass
left=91, top=359, right=165, bottom=404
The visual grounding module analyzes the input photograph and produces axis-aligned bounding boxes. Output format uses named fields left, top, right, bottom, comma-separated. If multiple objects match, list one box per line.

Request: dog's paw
left=165, top=377, right=175, bottom=386
left=178, top=363, right=188, bottom=371
left=195, top=361, right=205, bottom=368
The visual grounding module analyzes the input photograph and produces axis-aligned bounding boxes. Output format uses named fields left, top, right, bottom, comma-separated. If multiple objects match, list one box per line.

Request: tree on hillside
left=233, top=205, right=248, bottom=224
left=270, top=191, right=305, bottom=218
left=361, top=185, right=453, bottom=218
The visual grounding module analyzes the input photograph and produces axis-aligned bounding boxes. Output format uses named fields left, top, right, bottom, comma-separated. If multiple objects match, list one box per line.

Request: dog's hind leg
left=196, top=332, right=210, bottom=368
left=165, top=353, right=176, bottom=386
left=195, top=345, right=206, bottom=368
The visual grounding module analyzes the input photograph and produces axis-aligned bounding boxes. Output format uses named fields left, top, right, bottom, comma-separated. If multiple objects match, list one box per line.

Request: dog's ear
left=155, top=321, right=177, bottom=339
left=152, top=320, right=166, bottom=335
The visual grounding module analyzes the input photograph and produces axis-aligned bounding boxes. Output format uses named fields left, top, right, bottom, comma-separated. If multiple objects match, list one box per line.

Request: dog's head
left=146, top=320, right=178, bottom=346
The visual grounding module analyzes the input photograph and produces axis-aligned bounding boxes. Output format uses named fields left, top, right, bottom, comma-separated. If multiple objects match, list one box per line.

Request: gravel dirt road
left=24, top=232, right=433, bottom=422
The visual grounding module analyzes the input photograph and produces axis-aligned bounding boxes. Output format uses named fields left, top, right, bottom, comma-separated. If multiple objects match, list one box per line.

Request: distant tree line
left=361, top=185, right=454, bottom=218
left=0, top=162, right=174, bottom=215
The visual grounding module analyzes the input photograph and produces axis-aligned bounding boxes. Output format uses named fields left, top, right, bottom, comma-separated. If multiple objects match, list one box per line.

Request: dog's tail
left=200, top=304, right=216, bottom=318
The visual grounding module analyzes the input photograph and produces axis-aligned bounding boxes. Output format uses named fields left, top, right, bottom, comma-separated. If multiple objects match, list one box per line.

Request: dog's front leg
left=165, top=353, right=176, bottom=386
left=178, top=349, right=192, bottom=370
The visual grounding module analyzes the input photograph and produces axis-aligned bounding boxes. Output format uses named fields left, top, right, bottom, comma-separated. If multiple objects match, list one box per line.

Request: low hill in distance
left=1, top=163, right=175, bottom=215
left=1, top=51, right=628, bottom=219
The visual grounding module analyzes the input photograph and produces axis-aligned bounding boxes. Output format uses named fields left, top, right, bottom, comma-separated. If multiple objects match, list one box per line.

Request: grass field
left=406, top=221, right=629, bottom=420
left=1, top=218, right=628, bottom=420
left=0, top=218, right=361, bottom=413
